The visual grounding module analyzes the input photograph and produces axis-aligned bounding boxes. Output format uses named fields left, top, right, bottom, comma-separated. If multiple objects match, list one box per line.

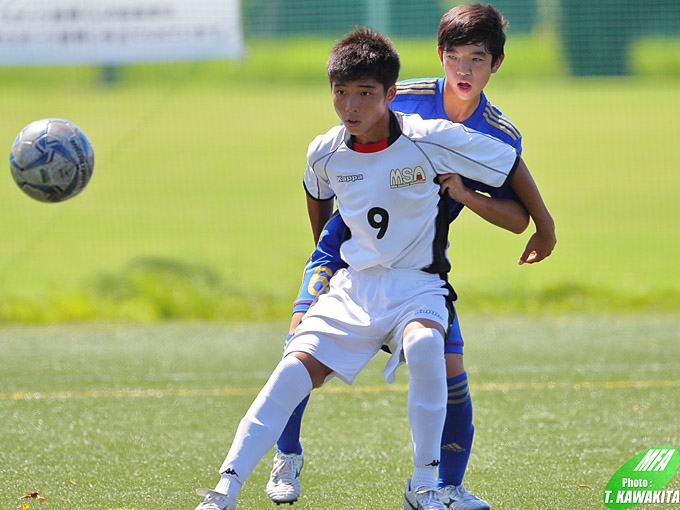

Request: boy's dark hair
left=327, top=26, right=400, bottom=91
left=438, top=3, right=508, bottom=65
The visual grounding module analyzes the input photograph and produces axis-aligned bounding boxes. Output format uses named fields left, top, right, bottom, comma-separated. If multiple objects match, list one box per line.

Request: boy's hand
left=438, top=173, right=468, bottom=202
left=518, top=228, right=556, bottom=265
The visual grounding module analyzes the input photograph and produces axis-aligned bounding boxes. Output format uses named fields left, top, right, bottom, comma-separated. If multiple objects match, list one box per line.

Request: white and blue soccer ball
left=10, top=118, right=94, bottom=203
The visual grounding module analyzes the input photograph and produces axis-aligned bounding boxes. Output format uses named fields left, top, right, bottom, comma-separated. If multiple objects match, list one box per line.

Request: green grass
left=0, top=36, right=679, bottom=321
left=0, top=315, right=678, bottom=509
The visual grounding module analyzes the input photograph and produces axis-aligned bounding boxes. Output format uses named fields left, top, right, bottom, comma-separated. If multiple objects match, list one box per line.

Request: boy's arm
left=306, top=195, right=334, bottom=245
left=288, top=212, right=348, bottom=336
left=509, top=158, right=556, bottom=264
left=439, top=173, right=529, bottom=234
left=293, top=195, right=334, bottom=334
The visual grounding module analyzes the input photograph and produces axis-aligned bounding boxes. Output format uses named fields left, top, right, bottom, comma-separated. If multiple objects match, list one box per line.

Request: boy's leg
left=276, top=395, right=309, bottom=455
left=195, top=355, right=314, bottom=509
left=277, top=329, right=310, bottom=456
left=438, top=313, right=473, bottom=488
left=401, top=325, right=447, bottom=502
left=438, top=313, right=489, bottom=510
left=438, top=367, right=474, bottom=488
left=266, top=395, right=309, bottom=504
left=268, top=326, right=311, bottom=504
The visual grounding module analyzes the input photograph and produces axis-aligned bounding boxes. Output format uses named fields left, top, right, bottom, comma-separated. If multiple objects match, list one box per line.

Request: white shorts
left=284, top=266, right=452, bottom=385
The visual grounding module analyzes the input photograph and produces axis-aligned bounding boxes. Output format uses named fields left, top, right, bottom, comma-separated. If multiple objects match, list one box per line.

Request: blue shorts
left=445, top=312, right=464, bottom=355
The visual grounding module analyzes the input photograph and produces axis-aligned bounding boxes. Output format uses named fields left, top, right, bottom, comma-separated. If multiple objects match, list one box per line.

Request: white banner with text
left=0, top=0, right=245, bottom=66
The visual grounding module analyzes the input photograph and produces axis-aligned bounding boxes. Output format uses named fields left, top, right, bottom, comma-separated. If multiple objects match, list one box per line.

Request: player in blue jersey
left=267, top=5, right=556, bottom=510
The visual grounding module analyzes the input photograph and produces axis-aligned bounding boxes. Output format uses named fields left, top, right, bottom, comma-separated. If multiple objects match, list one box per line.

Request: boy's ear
left=386, top=84, right=397, bottom=102
left=437, top=47, right=444, bottom=65
left=491, top=54, right=505, bottom=74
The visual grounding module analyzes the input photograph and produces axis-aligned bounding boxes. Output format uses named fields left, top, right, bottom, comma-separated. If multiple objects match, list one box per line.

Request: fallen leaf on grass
left=17, top=491, right=46, bottom=507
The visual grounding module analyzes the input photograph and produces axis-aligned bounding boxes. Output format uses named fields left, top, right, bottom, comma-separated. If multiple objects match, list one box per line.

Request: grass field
left=0, top=31, right=678, bottom=510
left=0, top=37, right=679, bottom=321
left=0, top=315, right=678, bottom=509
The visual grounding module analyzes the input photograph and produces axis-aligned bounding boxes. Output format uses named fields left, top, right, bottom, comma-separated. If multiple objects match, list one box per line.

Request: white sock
left=403, top=328, right=447, bottom=491
left=218, top=355, right=313, bottom=490
left=214, top=473, right=241, bottom=498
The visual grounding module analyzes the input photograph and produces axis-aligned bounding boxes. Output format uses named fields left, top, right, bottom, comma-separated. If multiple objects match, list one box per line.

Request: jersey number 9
left=368, top=207, right=389, bottom=239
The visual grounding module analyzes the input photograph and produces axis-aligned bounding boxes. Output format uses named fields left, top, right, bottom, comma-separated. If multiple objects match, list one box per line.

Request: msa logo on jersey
left=390, top=166, right=426, bottom=189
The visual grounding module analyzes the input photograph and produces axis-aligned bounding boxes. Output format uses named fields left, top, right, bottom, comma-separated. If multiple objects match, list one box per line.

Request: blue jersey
left=395, top=78, right=522, bottom=221
left=393, top=78, right=522, bottom=151
left=293, top=77, right=523, bottom=314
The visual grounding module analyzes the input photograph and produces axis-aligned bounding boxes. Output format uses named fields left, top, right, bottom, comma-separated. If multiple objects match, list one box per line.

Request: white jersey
left=303, top=111, right=519, bottom=272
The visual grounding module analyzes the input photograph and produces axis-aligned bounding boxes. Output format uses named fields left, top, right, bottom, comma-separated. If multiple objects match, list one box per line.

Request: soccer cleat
left=194, top=488, right=236, bottom=510
left=265, top=452, right=304, bottom=505
left=403, top=478, right=447, bottom=510
left=439, top=484, right=490, bottom=510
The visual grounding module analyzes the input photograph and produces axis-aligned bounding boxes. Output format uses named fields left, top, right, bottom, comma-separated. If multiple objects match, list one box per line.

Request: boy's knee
left=445, top=352, right=465, bottom=378
left=286, top=351, right=331, bottom=388
left=403, top=327, right=444, bottom=373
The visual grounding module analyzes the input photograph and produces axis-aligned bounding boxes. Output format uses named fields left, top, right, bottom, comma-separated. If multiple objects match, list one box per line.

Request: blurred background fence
left=242, top=0, right=680, bottom=76
left=0, top=0, right=678, bottom=322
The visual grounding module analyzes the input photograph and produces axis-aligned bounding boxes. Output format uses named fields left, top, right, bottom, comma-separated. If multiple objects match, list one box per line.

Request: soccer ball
left=9, top=118, right=94, bottom=203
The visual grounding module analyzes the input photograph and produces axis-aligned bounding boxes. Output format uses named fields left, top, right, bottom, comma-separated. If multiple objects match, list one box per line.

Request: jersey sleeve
left=423, top=120, right=519, bottom=188
left=303, top=131, right=340, bottom=200
left=292, top=212, right=348, bottom=314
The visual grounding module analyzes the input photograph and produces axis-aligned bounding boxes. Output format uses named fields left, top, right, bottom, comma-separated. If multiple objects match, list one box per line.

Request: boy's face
left=438, top=43, right=503, bottom=103
left=331, top=78, right=396, bottom=145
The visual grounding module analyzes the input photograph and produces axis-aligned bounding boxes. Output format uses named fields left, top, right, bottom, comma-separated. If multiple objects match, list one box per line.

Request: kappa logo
left=390, top=166, right=427, bottom=188
left=338, top=174, right=363, bottom=183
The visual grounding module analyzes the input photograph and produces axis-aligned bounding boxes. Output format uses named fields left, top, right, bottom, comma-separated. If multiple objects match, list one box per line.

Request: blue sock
left=275, top=334, right=309, bottom=455
left=437, top=371, right=474, bottom=488
left=275, top=394, right=309, bottom=455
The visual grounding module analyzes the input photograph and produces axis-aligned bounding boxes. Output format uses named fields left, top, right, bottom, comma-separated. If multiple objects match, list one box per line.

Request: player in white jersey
left=194, top=27, right=528, bottom=510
